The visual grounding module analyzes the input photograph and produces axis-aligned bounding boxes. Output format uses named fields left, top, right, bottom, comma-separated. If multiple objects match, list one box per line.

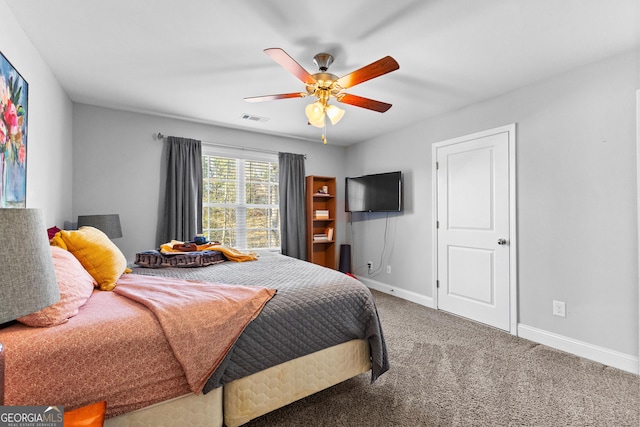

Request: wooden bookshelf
left=306, top=176, right=336, bottom=269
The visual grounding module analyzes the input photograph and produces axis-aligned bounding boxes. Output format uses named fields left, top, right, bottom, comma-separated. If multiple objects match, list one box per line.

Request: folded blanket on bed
left=135, top=250, right=225, bottom=268
left=160, top=240, right=258, bottom=262
left=113, top=274, right=276, bottom=393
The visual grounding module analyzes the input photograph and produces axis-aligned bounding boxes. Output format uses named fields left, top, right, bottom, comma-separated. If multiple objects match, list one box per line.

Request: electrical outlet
left=367, top=261, right=372, bottom=270
left=553, top=300, right=566, bottom=317
left=386, top=265, right=391, bottom=274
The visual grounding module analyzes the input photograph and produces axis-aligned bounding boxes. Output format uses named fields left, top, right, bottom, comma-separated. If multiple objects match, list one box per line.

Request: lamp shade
left=0, top=208, right=60, bottom=323
left=305, top=101, right=326, bottom=128
left=77, top=214, right=122, bottom=239
left=325, top=104, right=345, bottom=125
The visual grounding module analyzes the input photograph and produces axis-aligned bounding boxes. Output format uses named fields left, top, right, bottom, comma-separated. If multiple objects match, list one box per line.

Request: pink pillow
left=18, top=246, right=96, bottom=327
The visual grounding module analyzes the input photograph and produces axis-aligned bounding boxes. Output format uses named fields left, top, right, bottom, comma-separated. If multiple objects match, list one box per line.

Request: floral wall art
left=0, top=51, right=28, bottom=208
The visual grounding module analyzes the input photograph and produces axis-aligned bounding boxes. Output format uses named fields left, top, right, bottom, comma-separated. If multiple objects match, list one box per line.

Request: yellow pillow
left=51, top=226, right=128, bottom=291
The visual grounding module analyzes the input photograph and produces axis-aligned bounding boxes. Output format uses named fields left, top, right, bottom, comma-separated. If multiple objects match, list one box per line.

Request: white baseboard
left=356, top=276, right=434, bottom=308
left=356, top=276, right=639, bottom=375
left=518, top=324, right=639, bottom=375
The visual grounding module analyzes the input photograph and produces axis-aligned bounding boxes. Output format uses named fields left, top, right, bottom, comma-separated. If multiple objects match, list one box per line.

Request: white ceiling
left=5, top=0, right=639, bottom=146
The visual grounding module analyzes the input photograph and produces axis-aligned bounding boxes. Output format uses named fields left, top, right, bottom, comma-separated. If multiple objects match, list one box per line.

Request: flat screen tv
left=345, top=171, right=402, bottom=213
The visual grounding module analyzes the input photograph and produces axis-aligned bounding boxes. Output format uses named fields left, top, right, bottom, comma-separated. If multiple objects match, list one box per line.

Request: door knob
left=497, top=238, right=507, bottom=245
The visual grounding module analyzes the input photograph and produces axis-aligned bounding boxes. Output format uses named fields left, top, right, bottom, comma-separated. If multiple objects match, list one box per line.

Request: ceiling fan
left=245, top=48, right=399, bottom=142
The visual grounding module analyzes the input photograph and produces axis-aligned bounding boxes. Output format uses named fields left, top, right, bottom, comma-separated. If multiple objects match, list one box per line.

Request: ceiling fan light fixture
left=248, top=48, right=399, bottom=142
left=308, top=115, right=325, bottom=128
left=305, top=101, right=325, bottom=128
left=325, top=104, right=345, bottom=125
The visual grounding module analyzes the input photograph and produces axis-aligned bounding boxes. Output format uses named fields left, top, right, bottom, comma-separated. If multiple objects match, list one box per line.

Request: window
left=202, top=148, right=280, bottom=250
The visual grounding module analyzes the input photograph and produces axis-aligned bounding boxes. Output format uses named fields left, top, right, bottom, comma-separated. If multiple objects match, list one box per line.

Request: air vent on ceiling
left=241, top=113, right=269, bottom=123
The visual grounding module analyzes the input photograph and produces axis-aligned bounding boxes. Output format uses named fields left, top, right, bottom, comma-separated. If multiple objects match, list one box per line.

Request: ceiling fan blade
left=264, top=48, right=316, bottom=85
left=338, top=93, right=392, bottom=113
left=336, top=56, right=399, bottom=89
left=244, top=92, right=307, bottom=102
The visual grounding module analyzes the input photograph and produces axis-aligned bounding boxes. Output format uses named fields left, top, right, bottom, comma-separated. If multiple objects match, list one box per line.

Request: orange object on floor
left=64, top=401, right=106, bottom=427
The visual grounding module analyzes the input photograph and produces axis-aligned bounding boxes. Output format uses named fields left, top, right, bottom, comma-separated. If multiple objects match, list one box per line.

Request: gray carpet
left=245, top=289, right=639, bottom=426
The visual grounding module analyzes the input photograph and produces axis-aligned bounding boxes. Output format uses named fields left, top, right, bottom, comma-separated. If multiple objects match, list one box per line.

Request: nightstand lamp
left=77, top=214, right=122, bottom=239
left=0, top=208, right=60, bottom=404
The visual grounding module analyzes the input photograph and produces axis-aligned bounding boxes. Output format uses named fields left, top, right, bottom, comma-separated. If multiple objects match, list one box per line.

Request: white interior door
left=434, top=125, right=515, bottom=332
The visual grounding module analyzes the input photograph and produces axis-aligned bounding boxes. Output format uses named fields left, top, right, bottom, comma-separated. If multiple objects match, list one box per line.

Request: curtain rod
left=155, top=133, right=306, bottom=159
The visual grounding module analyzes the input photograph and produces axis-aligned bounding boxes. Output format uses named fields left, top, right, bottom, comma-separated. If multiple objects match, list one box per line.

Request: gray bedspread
left=129, top=251, right=389, bottom=392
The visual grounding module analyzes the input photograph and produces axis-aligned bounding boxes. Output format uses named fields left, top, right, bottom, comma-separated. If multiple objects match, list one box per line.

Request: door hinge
left=436, top=280, right=440, bottom=289
left=436, top=221, right=439, bottom=228
left=436, top=161, right=439, bottom=170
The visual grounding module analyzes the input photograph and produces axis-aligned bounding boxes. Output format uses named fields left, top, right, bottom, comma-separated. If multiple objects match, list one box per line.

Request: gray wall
left=71, top=104, right=349, bottom=262
left=345, top=50, right=639, bottom=357
left=0, top=2, right=73, bottom=225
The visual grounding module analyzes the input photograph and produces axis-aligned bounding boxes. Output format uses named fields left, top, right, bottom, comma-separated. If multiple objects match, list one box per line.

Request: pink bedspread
left=113, top=274, right=275, bottom=393
left=0, top=274, right=275, bottom=418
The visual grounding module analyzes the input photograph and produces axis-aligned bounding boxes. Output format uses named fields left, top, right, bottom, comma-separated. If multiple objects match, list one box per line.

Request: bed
left=1, top=235, right=388, bottom=427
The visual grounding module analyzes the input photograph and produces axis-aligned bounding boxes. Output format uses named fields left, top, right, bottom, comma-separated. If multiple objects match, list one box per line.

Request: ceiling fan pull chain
left=322, top=122, right=328, bottom=145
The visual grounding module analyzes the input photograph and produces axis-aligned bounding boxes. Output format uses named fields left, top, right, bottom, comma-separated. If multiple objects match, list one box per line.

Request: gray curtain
left=279, top=152, right=306, bottom=259
left=158, top=136, right=202, bottom=245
